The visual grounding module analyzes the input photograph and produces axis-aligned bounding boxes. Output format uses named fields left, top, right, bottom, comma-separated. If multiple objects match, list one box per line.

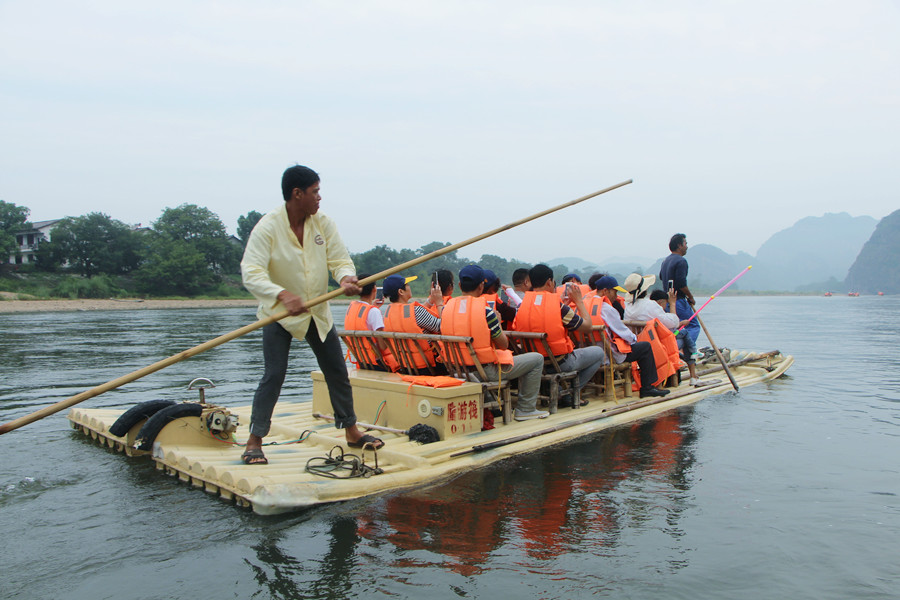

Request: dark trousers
left=626, top=341, right=658, bottom=391
left=250, top=320, right=356, bottom=438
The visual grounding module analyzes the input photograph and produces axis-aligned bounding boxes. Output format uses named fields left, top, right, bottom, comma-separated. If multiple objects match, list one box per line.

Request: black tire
left=134, top=403, right=204, bottom=451
left=109, top=400, right=177, bottom=437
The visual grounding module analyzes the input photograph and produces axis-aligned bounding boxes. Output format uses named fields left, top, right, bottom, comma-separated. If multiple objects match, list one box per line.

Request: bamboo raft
left=68, top=349, right=793, bottom=515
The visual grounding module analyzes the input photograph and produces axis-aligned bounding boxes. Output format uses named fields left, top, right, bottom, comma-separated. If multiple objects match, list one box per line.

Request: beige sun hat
left=623, top=272, right=657, bottom=295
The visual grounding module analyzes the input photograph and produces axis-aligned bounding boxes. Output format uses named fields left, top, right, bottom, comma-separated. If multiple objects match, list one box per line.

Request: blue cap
left=383, top=274, right=417, bottom=298
left=563, top=273, right=581, bottom=283
left=458, top=264, right=485, bottom=285
left=483, top=269, right=499, bottom=289
left=594, top=275, right=627, bottom=293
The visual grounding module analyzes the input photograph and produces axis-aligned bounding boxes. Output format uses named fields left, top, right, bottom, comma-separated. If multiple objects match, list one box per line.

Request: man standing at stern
left=659, top=233, right=702, bottom=370
left=240, top=165, right=380, bottom=465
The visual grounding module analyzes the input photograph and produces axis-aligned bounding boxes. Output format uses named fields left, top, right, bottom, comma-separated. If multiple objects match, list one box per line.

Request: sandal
left=241, top=448, right=268, bottom=465
left=347, top=434, right=384, bottom=450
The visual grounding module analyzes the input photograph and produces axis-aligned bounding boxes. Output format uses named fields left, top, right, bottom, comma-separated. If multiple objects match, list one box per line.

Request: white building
left=8, top=219, right=61, bottom=265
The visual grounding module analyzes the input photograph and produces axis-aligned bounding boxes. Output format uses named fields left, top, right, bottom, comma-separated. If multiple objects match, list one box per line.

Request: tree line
left=1, top=199, right=265, bottom=295
left=2, top=199, right=588, bottom=297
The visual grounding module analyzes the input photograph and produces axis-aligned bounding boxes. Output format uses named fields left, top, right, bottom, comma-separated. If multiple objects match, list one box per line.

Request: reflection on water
left=2, top=298, right=899, bottom=599
left=356, top=409, right=697, bottom=577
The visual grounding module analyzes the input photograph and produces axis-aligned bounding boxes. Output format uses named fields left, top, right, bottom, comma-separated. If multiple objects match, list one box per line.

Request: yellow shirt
left=241, top=204, right=356, bottom=341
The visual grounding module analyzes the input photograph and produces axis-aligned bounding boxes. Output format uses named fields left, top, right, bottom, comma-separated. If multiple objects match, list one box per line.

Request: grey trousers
left=479, top=352, right=544, bottom=413
left=558, top=345, right=607, bottom=390
left=249, top=321, right=356, bottom=438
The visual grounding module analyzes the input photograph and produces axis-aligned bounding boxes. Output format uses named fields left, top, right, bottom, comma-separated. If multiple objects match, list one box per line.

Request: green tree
left=0, top=200, right=31, bottom=264
left=134, top=235, right=215, bottom=295
left=43, top=213, right=143, bottom=276
left=154, top=204, right=240, bottom=273
left=237, top=210, right=263, bottom=248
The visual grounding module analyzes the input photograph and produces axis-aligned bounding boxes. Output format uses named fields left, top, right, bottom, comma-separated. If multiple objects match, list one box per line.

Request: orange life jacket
left=482, top=292, right=499, bottom=311
left=384, top=301, right=438, bottom=368
left=440, top=296, right=513, bottom=366
left=631, top=318, right=674, bottom=389
left=585, top=295, right=632, bottom=354
left=513, top=291, right=574, bottom=357
left=555, top=283, right=591, bottom=309
left=655, top=319, right=683, bottom=373
left=344, top=301, right=399, bottom=371
left=556, top=283, right=591, bottom=297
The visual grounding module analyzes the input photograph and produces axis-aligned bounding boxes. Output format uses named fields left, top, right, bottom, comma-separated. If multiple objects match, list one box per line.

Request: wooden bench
left=504, top=331, right=581, bottom=414
left=569, top=325, right=633, bottom=401
left=338, top=330, right=514, bottom=423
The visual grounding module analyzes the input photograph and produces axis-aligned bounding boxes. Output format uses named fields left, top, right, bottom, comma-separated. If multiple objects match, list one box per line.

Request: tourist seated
left=343, top=274, right=398, bottom=371
left=513, top=264, right=606, bottom=396
left=623, top=273, right=679, bottom=329
left=383, top=274, right=444, bottom=371
left=482, top=269, right=517, bottom=328
left=436, top=268, right=454, bottom=305
left=589, top=275, right=670, bottom=398
left=557, top=273, right=592, bottom=307
left=441, top=265, right=548, bottom=421
left=499, top=267, right=530, bottom=310
left=512, top=268, right=531, bottom=295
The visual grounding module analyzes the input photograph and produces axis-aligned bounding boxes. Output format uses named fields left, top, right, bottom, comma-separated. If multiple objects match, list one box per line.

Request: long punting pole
left=450, top=350, right=781, bottom=457
left=676, top=265, right=752, bottom=335
left=0, top=179, right=633, bottom=435
left=696, top=315, right=739, bottom=391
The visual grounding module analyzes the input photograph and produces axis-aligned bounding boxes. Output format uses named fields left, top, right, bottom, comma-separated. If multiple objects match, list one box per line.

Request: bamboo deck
left=68, top=350, right=792, bottom=515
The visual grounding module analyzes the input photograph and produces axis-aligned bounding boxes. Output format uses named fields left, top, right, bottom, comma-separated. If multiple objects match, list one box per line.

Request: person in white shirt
left=240, top=165, right=380, bottom=464
left=622, top=272, right=705, bottom=385
left=623, top=273, right=679, bottom=329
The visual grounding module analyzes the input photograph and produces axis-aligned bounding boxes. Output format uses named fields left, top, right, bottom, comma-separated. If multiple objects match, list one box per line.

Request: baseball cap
left=594, top=275, right=627, bottom=293
left=383, top=274, right=417, bottom=298
left=458, top=264, right=485, bottom=285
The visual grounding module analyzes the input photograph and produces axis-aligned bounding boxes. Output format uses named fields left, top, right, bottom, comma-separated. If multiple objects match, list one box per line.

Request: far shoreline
left=0, top=297, right=361, bottom=314
left=0, top=293, right=862, bottom=315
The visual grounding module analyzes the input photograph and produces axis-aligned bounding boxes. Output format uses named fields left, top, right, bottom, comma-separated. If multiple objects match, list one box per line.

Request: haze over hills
left=845, top=208, right=900, bottom=294
left=548, top=212, right=887, bottom=293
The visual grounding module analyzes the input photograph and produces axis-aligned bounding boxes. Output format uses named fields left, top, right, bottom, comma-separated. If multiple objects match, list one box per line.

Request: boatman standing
left=659, top=233, right=703, bottom=382
left=240, top=165, right=381, bottom=465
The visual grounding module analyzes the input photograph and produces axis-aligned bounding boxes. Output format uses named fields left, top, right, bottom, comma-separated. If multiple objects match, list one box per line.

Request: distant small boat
left=848, top=292, right=860, bottom=297
left=878, top=292, right=884, bottom=296
left=824, top=292, right=833, bottom=297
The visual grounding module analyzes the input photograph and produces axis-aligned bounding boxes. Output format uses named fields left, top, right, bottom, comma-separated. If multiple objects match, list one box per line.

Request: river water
left=1, top=297, right=897, bottom=599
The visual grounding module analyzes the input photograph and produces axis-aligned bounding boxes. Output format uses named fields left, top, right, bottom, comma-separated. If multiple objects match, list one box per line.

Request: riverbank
left=0, top=296, right=365, bottom=314
left=0, top=297, right=261, bottom=313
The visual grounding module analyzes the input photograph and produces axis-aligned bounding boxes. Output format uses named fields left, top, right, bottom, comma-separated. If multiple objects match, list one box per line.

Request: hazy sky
left=2, top=1, right=898, bottom=265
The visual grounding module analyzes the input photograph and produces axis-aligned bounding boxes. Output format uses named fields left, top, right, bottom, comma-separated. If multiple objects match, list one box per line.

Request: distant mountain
left=845, top=209, right=900, bottom=294
left=748, top=213, right=876, bottom=291
left=546, top=256, right=599, bottom=271
left=546, top=212, right=880, bottom=292
left=546, top=255, right=655, bottom=280
left=648, top=245, right=755, bottom=290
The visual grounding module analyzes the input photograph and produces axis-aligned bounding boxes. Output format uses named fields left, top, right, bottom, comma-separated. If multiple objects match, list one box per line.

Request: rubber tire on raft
left=108, top=400, right=177, bottom=437
left=134, top=403, right=204, bottom=451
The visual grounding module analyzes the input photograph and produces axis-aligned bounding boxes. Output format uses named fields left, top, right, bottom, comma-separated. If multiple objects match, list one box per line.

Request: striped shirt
left=413, top=304, right=441, bottom=334
left=560, top=303, right=584, bottom=331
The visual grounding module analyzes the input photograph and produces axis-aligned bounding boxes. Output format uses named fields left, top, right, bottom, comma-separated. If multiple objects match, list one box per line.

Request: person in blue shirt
left=658, top=233, right=704, bottom=385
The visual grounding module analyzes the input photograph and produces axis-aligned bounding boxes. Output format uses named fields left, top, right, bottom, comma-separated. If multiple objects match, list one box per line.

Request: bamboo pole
left=696, top=315, right=739, bottom=391
left=312, top=413, right=407, bottom=435
left=0, top=179, right=632, bottom=435
left=450, top=378, right=728, bottom=457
